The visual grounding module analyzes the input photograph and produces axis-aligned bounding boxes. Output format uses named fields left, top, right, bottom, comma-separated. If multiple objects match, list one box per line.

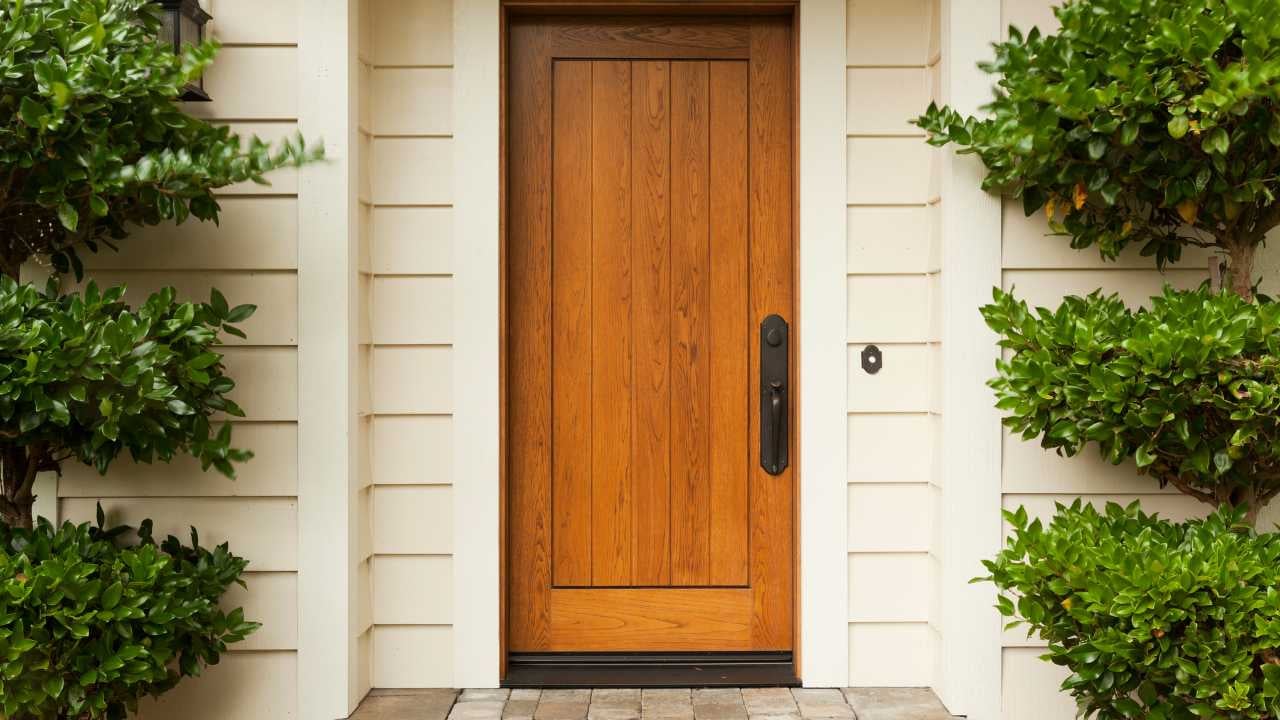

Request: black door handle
left=760, top=315, right=788, bottom=475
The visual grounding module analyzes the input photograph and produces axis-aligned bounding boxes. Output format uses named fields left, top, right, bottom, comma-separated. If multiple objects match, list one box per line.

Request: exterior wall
left=845, top=0, right=941, bottom=688
left=56, top=3, right=304, bottom=717
left=365, top=0, right=456, bottom=689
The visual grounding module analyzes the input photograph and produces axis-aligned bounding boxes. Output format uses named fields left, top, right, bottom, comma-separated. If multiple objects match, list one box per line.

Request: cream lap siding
left=845, top=0, right=940, bottom=689
left=56, top=3, right=303, bottom=718
left=366, top=0, right=456, bottom=690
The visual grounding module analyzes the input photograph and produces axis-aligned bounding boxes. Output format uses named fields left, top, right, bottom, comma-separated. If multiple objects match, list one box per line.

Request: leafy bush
left=988, top=501, right=1280, bottom=719
left=984, top=284, right=1280, bottom=522
left=0, top=0, right=322, bottom=278
left=0, top=510, right=256, bottom=720
left=0, top=277, right=253, bottom=528
left=915, top=0, right=1280, bottom=297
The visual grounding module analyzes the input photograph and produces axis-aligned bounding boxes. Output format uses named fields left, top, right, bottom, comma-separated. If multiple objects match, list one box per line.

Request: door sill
left=502, top=652, right=799, bottom=688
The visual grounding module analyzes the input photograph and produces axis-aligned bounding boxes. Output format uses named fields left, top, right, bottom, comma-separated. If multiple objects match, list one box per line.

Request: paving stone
left=643, top=689, right=692, bottom=705
left=351, top=692, right=459, bottom=720
left=643, top=708, right=694, bottom=720
left=511, top=690, right=543, bottom=702
left=741, top=689, right=798, bottom=716
left=544, top=689, right=593, bottom=703
left=745, top=714, right=802, bottom=720
left=462, top=689, right=512, bottom=703
left=842, top=688, right=954, bottom=720
left=589, top=707, right=641, bottom=720
left=505, top=700, right=540, bottom=719
left=592, top=689, right=642, bottom=706
left=536, top=703, right=591, bottom=720
left=790, top=689, right=853, bottom=719
left=692, top=689, right=743, bottom=706
left=450, top=700, right=508, bottom=720
left=692, top=702, right=746, bottom=720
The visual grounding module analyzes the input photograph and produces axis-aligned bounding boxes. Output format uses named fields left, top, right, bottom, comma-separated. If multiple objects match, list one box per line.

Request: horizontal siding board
left=848, top=206, right=933, bottom=274
left=373, top=277, right=453, bottom=344
left=372, top=626, right=453, bottom=688
left=58, top=422, right=297, bottom=497
left=1002, top=434, right=1177, bottom=495
left=847, top=275, right=930, bottom=342
left=846, top=0, right=933, bottom=66
left=138, top=651, right=297, bottom=720
left=373, top=68, right=453, bottom=135
left=848, top=413, right=932, bottom=484
left=209, top=0, right=299, bottom=45
left=216, top=122, right=300, bottom=196
left=373, top=415, right=453, bottom=485
left=1003, top=493, right=1205, bottom=529
left=372, top=556, right=452, bottom=624
left=848, top=484, right=930, bottom=552
left=372, top=486, right=452, bottom=554
left=846, top=68, right=927, bottom=136
left=60, top=497, right=298, bottom=571
left=848, top=343, right=930, bottom=412
left=372, top=347, right=453, bottom=413
left=372, top=0, right=452, bottom=67
left=372, top=207, right=453, bottom=274
left=187, top=48, right=298, bottom=121
left=222, top=571, right=298, bottom=650
left=848, top=138, right=934, bottom=205
left=372, top=138, right=454, bottom=205
left=1001, top=268, right=1207, bottom=309
left=1002, top=0, right=1061, bottom=37
left=73, top=271, right=297, bottom=346
left=1002, top=201, right=1214, bottom=270
left=222, top=347, right=298, bottom=421
left=848, top=622, right=932, bottom=687
left=93, top=198, right=297, bottom=270
left=848, top=553, right=929, bottom=622
left=1002, top=647, right=1075, bottom=720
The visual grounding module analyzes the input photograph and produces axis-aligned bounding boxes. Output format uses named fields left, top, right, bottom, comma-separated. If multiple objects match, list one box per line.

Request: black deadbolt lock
left=760, top=314, right=789, bottom=475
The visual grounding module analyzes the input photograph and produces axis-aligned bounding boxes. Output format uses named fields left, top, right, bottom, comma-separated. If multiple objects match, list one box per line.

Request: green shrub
left=988, top=501, right=1280, bottom=719
left=0, top=510, right=257, bottom=720
left=915, top=0, right=1280, bottom=298
left=0, top=277, right=253, bottom=528
left=984, top=284, right=1280, bottom=522
left=0, top=0, right=321, bottom=279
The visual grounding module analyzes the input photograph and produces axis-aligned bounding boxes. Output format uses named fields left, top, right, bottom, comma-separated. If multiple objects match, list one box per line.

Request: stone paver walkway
left=349, top=688, right=956, bottom=720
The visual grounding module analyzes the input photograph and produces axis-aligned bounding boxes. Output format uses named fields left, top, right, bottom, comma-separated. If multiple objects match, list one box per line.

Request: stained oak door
left=507, top=14, right=794, bottom=653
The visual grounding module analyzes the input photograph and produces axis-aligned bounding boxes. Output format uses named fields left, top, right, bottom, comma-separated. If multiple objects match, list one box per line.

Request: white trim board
left=934, top=0, right=1004, bottom=716
left=797, top=0, right=851, bottom=688
left=449, top=2, right=850, bottom=686
left=452, top=0, right=503, bottom=689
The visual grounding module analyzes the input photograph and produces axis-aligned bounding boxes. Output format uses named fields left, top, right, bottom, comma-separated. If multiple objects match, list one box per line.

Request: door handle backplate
left=760, top=314, right=789, bottom=475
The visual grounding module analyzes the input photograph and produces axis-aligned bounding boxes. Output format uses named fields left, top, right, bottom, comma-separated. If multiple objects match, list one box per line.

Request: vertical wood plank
left=590, top=60, right=634, bottom=587
left=748, top=17, right=794, bottom=648
left=507, top=23, right=553, bottom=650
left=631, top=61, right=673, bottom=587
left=551, top=61, right=594, bottom=587
left=708, top=61, right=750, bottom=587
left=670, top=60, right=712, bottom=587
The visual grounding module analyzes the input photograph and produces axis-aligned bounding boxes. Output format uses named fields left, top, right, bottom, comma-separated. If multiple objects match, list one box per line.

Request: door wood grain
left=507, top=13, right=794, bottom=653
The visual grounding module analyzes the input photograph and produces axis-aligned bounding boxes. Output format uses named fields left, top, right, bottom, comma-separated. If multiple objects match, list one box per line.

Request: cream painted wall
left=845, top=0, right=941, bottom=689
left=56, top=2, right=304, bottom=717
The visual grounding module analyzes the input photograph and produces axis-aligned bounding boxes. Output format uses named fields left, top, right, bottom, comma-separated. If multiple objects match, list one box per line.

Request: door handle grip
left=769, top=381, right=784, bottom=471
left=760, top=315, right=789, bottom=475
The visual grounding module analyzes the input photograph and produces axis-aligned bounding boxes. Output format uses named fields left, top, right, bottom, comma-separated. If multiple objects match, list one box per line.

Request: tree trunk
left=1227, top=240, right=1256, bottom=301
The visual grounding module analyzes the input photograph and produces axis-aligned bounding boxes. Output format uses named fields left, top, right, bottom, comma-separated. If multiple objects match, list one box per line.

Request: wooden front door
left=506, top=13, right=794, bottom=654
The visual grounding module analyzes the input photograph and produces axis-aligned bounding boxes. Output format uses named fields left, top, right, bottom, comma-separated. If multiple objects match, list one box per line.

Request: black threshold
left=503, top=652, right=799, bottom=688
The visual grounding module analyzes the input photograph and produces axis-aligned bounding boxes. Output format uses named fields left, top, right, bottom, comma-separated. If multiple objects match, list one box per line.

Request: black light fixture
left=155, top=0, right=212, bottom=102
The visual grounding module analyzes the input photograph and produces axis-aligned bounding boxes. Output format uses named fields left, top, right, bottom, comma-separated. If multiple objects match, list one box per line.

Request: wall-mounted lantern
left=155, top=0, right=212, bottom=102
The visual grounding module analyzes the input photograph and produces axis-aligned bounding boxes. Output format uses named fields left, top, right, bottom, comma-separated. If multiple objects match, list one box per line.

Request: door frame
left=451, top=0, right=850, bottom=688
